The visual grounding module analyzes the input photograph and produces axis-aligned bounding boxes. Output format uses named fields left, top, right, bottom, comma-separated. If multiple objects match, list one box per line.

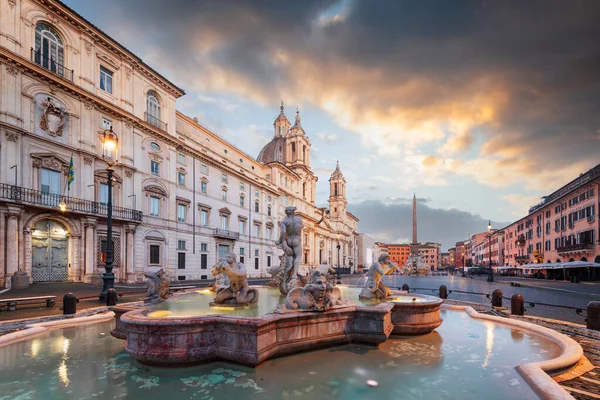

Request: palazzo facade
left=0, top=0, right=358, bottom=287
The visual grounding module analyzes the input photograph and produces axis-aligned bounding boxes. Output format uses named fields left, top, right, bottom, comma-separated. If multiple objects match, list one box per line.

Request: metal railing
left=213, top=228, right=240, bottom=240
left=144, top=112, right=168, bottom=132
left=557, top=243, right=594, bottom=253
left=0, top=183, right=142, bottom=222
left=31, top=48, right=74, bottom=81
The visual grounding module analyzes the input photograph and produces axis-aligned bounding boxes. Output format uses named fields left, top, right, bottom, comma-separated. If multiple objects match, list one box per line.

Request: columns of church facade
left=84, top=217, right=97, bottom=280
left=125, top=224, right=136, bottom=282
left=5, top=206, right=23, bottom=285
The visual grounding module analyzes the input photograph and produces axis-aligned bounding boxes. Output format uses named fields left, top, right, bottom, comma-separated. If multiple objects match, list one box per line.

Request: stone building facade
left=0, top=0, right=358, bottom=287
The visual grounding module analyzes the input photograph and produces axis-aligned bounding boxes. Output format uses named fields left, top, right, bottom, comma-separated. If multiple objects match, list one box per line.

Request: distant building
left=387, top=243, right=411, bottom=267
left=441, top=252, right=450, bottom=268
left=357, top=233, right=376, bottom=269
left=503, top=164, right=600, bottom=271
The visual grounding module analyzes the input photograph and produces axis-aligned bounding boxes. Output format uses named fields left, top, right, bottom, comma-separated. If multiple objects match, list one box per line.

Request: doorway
left=31, top=219, right=68, bottom=281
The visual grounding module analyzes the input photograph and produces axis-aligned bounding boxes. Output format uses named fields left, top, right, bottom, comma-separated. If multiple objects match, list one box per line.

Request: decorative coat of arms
left=40, top=97, right=67, bottom=137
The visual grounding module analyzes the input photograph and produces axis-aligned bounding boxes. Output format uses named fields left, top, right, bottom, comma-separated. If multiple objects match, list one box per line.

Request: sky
left=63, top=0, right=600, bottom=250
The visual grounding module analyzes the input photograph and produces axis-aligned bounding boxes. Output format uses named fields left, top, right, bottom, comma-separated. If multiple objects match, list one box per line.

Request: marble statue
left=211, top=259, right=230, bottom=292
left=276, top=206, right=303, bottom=295
left=144, top=267, right=170, bottom=303
left=359, top=253, right=399, bottom=300
left=210, top=252, right=259, bottom=306
left=278, top=269, right=347, bottom=312
left=318, top=264, right=337, bottom=285
left=266, top=254, right=286, bottom=288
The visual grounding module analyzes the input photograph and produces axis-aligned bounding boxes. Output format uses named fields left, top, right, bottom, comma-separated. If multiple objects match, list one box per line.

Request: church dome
left=257, top=136, right=287, bottom=164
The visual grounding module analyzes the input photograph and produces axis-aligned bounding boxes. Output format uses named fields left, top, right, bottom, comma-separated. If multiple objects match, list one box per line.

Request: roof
left=257, top=136, right=287, bottom=164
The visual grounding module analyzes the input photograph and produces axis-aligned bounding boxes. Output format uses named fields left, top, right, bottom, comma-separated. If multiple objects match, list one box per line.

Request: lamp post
left=337, top=242, right=341, bottom=271
left=487, top=220, right=494, bottom=282
left=99, top=127, right=118, bottom=301
left=462, top=252, right=465, bottom=277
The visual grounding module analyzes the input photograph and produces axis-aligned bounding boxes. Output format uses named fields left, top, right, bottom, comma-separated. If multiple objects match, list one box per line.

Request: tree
left=466, top=259, right=473, bottom=267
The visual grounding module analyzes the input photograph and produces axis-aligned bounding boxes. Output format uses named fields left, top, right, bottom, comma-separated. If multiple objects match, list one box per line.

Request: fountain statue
left=210, top=252, right=259, bottom=306
left=143, top=267, right=170, bottom=304
left=278, top=269, right=347, bottom=312
left=359, top=253, right=399, bottom=300
left=211, top=259, right=230, bottom=292
left=401, top=254, right=429, bottom=276
left=275, top=206, right=304, bottom=295
left=266, top=254, right=286, bottom=288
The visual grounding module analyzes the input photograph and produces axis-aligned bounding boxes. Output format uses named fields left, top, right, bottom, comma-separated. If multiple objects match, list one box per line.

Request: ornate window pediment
left=198, top=202, right=212, bottom=211
left=97, top=52, right=119, bottom=69
left=144, top=184, right=167, bottom=198
left=219, top=207, right=231, bottom=216
left=176, top=196, right=191, bottom=205
left=31, top=153, right=69, bottom=174
left=94, top=169, right=123, bottom=184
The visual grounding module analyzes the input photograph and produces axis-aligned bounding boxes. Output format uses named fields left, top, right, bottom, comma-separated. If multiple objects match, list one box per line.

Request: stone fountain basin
left=112, top=292, right=443, bottom=367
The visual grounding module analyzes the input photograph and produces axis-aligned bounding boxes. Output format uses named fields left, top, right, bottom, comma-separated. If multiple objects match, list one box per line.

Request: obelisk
left=411, top=193, right=418, bottom=257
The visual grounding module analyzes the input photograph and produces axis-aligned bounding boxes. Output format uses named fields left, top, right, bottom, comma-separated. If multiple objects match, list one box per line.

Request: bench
left=0, top=295, right=57, bottom=311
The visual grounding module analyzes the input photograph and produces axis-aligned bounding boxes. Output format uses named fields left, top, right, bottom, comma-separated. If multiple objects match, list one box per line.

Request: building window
left=178, top=172, right=186, bottom=186
left=178, top=253, right=186, bottom=269
left=221, top=215, right=228, bottom=230
left=240, top=248, right=245, bottom=256
left=34, top=24, right=65, bottom=75
left=201, top=181, right=208, bottom=194
left=101, top=117, right=112, bottom=130
left=200, top=210, right=208, bottom=226
left=99, top=183, right=109, bottom=205
left=267, top=256, right=271, bottom=267
left=255, top=189, right=259, bottom=198
left=178, top=153, right=185, bottom=164
left=151, top=160, right=160, bottom=176
left=40, top=168, right=61, bottom=194
left=150, top=196, right=160, bottom=217
left=266, top=227, right=272, bottom=240
left=201, top=164, right=208, bottom=174
left=255, top=257, right=259, bottom=270
left=221, top=189, right=228, bottom=201
left=240, top=183, right=245, bottom=190
left=239, top=220, right=246, bottom=234
left=200, top=243, right=208, bottom=252
left=267, top=206, right=271, bottom=216
left=201, top=254, right=208, bottom=269
left=254, top=201, right=259, bottom=213
left=221, top=174, right=228, bottom=183
left=146, top=91, right=161, bottom=122
left=240, top=196, right=245, bottom=207
left=177, top=204, right=186, bottom=222
left=254, top=225, right=260, bottom=237
left=150, top=142, right=161, bottom=151
left=99, top=66, right=113, bottom=94
left=149, top=245, right=160, bottom=265
left=177, top=240, right=186, bottom=250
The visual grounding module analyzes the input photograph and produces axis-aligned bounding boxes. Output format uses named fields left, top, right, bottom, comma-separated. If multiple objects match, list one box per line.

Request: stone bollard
left=336, top=274, right=342, bottom=285
left=402, top=283, right=409, bottom=293
left=62, top=293, right=79, bottom=315
left=106, top=288, right=118, bottom=306
left=439, top=285, right=448, bottom=299
left=491, top=289, right=503, bottom=307
left=588, top=301, right=600, bottom=331
left=511, top=294, right=524, bottom=315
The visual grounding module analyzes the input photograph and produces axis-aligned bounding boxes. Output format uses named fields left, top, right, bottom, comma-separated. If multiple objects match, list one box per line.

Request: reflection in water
left=0, top=310, right=562, bottom=400
left=58, top=338, right=70, bottom=387
left=481, top=321, right=495, bottom=368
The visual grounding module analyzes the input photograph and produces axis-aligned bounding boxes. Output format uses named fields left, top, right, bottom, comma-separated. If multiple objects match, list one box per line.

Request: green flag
left=67, top=154, right=75, bottom=190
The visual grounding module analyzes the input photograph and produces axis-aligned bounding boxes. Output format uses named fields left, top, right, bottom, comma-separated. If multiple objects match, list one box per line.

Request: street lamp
left=461, top=252, right=465, bottom=277
left=99, top=127, right=118, bottom=301
left=487, top=220, right=494, bottom=282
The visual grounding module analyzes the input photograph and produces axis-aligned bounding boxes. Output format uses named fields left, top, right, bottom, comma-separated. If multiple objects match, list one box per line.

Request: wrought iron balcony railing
left=514, top=255, right=530, bottom=263
left=31, top=48, right=74, bottom=81
left=145, top=112, right=168, bottom=132
left=557, top=243, right=594, bottom=253
left=0, top=183, right=142, bottom=222
left=213, top=228, right=240, bottom=240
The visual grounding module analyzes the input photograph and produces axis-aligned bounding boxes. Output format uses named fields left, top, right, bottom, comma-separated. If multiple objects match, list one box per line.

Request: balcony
left=145, top=112, right=168, bottom=132
left=31, top=48, right=74, bottom=81
left=514, top=255, right=530, bottom=263
left=213, top=228, right=240, bottom=240
left=557, top=243, right=594, bottom=254
left=0, top=183, right=142, bottom=222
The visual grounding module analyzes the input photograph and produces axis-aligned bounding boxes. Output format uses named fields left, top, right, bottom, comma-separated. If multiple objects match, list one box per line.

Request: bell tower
left=274, top=101, right=290, bottom=138
left=287, top=108, right=311, bottom=167
left=328, top=161, right=347, bottom=219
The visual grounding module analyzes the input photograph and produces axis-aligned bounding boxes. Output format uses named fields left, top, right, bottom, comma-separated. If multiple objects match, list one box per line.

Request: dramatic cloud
left=348, top=200, right=510, bottom=249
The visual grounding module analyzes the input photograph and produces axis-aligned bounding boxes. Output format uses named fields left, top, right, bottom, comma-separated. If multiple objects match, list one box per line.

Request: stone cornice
left=32, top=0, right=185, bottom=98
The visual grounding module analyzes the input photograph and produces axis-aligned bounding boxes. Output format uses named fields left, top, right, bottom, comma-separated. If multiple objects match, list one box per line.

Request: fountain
left=0, top=212, right=585, bottom=399
left=402, top=254, right=430, bottom=276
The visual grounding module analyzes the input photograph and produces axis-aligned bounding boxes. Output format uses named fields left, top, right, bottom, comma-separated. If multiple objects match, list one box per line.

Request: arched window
left=34, top=23, right=64, bottom=74
left=146, top=91, right=161, bottom=125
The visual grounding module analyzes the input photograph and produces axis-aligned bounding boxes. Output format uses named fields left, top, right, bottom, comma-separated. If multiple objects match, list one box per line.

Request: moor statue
left=144, top=267, right=170, bottom=303
left=275, top=206, right=303, bottom=295
left=279, top=269, right=346, bottom=312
